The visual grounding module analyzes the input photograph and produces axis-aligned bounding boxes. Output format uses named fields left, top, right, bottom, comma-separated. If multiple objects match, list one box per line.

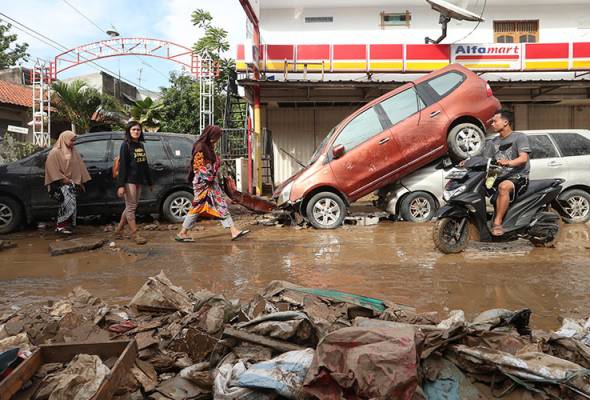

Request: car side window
left=528, top=135, right=559, bottom=159
left=111, top=139, right=124, bottom=160
left=144, top=139, right=168, bottom=161
left=75, top=140, right=108, bottom=161
left=333, top=107, right=384, bottom=151
left=550, top=133, right=590, bottom=157
left=426, top=71, right=465, bottom=98
left=379, top=88, right=424, bottom=128
left=166, top=137, right=194, bottom=159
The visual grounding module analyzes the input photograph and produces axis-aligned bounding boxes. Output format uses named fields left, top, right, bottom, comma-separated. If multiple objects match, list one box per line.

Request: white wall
left=259, top=4, right=590, bottom=44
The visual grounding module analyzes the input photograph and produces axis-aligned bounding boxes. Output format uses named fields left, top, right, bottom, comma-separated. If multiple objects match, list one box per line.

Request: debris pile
left=1, top=273, right=590, bottom=399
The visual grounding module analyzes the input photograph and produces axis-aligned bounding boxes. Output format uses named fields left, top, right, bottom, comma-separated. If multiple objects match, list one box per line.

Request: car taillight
left=485, top=81, right=493, bottom=97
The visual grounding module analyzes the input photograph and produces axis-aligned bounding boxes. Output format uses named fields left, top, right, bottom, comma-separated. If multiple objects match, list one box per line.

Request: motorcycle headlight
left=443, top=184, right=466, bottom=202
left=277, top=182, right=293, bottom=206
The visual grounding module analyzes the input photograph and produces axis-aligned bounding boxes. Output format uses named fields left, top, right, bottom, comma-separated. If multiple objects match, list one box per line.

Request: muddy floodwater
left=1, top=220, right=589, bottom=330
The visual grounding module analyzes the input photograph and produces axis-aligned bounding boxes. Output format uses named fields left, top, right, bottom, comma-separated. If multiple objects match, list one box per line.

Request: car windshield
left=308, top=128, right=334, bottom=165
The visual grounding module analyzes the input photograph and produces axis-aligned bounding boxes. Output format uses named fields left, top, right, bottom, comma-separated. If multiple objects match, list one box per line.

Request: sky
left=1, top=0, right=246, bottom=92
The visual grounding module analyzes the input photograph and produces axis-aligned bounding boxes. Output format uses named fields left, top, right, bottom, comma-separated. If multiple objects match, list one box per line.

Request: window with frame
left=380, top=11, right=411, bottom=28
left=76, top=140, right=108, bottom=161
left=494, top=20, right=539, bottom=43
left=426, top=72, right=465, bottom=98
left=333, top=107, right=384, bottom=151
left=528, top=135, right=559, bottom=159
left=379, top=88, right=424, bottom=128
left=144, top=139, right=168, bottom=161
left=550, top=133, right=590, bottom=157
left=165, top=137, right=194, bottom=159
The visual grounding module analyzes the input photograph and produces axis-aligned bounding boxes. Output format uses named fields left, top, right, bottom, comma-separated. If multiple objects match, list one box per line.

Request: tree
left=52, top=80, right=121, bottom=133
left=130, top=97, right=164, bottom=132
left=0, top=22, right=29, bottom=68
left=159, top=72, right=200, bottom=134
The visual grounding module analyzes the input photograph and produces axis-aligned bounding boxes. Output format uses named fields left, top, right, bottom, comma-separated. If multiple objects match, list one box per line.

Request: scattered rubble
left=1, top=273, right=590, bottom=399
left=0, top=239, right=17, bottom=251
left=48, top=238, right=108, bottom=256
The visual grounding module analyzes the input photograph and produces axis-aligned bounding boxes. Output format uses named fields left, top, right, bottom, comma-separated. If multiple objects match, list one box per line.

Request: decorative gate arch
left=50, top=37, right=199, bottom=79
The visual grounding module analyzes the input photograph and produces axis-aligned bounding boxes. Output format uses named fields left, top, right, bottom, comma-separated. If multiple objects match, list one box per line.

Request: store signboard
left=451, top=43, right=522, bottom=70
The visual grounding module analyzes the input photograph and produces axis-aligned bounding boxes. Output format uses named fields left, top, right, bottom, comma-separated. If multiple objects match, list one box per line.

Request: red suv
left=274, top=64, right=500, bottom=229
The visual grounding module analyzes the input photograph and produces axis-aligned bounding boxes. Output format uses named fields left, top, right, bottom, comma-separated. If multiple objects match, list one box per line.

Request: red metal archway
left=49, top=37, right=198, bottom=80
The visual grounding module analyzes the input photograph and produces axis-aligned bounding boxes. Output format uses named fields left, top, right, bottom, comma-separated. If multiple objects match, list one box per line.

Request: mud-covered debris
left=0, top=332, right=31, bottom=352
left=48, top=238, right=107, bottom=256
left=129, top=271, right=193, bottom=314
left=0, top=239, right=17, bottom=251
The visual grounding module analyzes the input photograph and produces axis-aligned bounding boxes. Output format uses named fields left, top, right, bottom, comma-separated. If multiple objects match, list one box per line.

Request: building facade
left=238, top=0, right=590, bottom=186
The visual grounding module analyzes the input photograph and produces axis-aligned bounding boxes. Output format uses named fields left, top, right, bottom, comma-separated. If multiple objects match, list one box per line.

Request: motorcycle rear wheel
left=433, top=217, right=470, bottom=254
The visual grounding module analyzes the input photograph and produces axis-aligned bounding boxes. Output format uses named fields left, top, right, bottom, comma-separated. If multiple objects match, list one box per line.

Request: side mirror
left=332, top=144, right=345, bottom=159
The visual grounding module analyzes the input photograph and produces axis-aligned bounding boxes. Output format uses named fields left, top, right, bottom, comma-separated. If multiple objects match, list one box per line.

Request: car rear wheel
left=306, top=192, right=346, bottom=229
left=560, top=189, right=590, bottom=224
left=399, top=192, right=437, bottom=222
left=162, top=191, right=193, bottom=224
left=447, top=123, right=485, bottom=160
left=0, top=196, right=24, bottom=234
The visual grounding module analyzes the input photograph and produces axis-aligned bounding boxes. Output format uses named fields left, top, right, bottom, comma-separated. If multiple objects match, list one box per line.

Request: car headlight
left=277, top=182, right=293, bottom=206
left=443, top=185, right=466, bottom=202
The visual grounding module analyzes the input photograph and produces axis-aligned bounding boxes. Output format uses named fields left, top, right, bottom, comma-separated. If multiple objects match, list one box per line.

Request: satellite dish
left=425, top=0, right=484, bottom=44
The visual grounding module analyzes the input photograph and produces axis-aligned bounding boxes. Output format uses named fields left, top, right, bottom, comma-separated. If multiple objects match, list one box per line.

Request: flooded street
left=1, top=220, right=589, bottom=330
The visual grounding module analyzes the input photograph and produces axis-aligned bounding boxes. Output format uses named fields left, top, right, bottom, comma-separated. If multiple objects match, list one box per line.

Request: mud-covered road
left=1, top=219, right=589, bottom=329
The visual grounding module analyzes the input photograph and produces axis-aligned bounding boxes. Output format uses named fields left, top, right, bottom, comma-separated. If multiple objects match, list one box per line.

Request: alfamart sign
left=451, top=44, right=522, bottom=70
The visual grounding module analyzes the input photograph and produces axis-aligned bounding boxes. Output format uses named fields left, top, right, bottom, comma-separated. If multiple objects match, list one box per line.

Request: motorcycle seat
left=517, top=179, right=562, bottom=200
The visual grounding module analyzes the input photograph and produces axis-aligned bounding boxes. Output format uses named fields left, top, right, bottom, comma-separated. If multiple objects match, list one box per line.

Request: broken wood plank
left=223, top=327, right=304, bottom=353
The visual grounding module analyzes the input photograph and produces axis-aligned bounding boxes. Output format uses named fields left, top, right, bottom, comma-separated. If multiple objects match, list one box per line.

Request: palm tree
left=52, top=80, right=121, bottom=134
left=130, top=97, right=164, bottom=132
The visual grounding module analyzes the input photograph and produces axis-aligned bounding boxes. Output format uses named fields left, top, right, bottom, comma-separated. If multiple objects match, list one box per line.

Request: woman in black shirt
left=114, top=121, right=153, bottom=244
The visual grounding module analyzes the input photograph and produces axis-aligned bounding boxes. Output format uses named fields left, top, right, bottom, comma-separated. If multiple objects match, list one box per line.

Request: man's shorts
left=497, top=175, right=529, bottom=202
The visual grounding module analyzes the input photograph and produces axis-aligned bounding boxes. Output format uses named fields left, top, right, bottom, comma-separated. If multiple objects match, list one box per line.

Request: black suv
left=0, top=131, right=197, bottom=233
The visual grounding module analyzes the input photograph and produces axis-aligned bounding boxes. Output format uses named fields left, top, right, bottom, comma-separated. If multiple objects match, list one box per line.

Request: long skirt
left=57, top=183, right=77, bottom=226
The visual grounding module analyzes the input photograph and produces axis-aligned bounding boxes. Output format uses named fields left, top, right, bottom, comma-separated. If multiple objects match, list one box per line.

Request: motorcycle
left=432, top=153, right=564, bottom=254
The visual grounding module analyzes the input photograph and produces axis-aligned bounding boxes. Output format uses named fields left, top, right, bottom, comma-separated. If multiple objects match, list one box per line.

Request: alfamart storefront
left=236, top=41, right=590, bottom=185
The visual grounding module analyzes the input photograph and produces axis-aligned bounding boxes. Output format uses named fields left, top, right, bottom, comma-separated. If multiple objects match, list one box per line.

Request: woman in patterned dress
left=175, top=125, right=250, bottom=242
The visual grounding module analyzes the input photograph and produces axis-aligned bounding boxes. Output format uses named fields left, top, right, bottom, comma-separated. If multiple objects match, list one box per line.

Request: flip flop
left=231, top=230, right=250, bottom=241
left=492, top=225, right=504, bottom=236
left=175, top=236, right=195, bottom=243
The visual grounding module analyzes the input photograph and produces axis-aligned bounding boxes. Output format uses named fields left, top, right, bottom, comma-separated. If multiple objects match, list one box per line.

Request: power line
left=58, top=0, right=169, bottom=81
left=61, top=0, right=105, bottom=35
left=0, top=12, right=151, bottom=91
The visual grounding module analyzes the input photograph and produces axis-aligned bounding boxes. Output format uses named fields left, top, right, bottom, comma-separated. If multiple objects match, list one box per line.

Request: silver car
left=377, top=129, right=590, bottom=224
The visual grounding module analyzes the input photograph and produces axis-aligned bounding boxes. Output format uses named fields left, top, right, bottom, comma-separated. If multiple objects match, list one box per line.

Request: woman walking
left=45, top=130, right=91, bottom=235
left=114, top=121, right=152, bottom=245
left=176, top=125, right=250, bottom=242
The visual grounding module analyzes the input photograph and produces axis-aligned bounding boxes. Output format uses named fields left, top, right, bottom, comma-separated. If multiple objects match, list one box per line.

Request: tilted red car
left=274, top=64, right=501, bottom=229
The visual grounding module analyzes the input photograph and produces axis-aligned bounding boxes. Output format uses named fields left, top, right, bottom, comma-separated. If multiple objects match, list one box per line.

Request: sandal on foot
left=492, top=225, right=504, bottom=236
left=55, top=227, right=73, bottom=235
left=175, top=236, right=195, bottom=243
left=132, top=234, right=148, bottom=245
left=231, top=229, right=250, bottom=241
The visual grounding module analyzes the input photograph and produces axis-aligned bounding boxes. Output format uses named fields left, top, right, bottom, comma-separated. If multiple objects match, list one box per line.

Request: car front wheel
left=0, top=196, right=24, bottom=234
left=162, top=191, right=193, bottom=223
left=560, top=189, right=590, bottom=224
left=447, top=122, right=485, bottom=160
left=305, top=192, right=346, bottom=229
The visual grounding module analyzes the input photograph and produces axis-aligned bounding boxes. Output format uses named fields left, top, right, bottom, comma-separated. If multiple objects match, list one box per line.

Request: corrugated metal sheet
left=528, top=105, right=572, bottom=129
left=267, top=107, right=357, bottom=183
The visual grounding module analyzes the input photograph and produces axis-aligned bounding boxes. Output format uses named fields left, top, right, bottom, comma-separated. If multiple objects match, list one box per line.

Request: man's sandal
left=492, top=225, right=504, bottom=236
left=175, top=236, right=195, bottom=243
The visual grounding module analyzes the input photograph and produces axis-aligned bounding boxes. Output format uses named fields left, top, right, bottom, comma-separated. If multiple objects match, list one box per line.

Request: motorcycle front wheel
left=433, top=217, right=469, bottom=254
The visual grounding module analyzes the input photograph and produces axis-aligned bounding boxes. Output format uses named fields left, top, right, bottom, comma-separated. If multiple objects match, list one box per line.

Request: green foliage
left=131, top=97, right=164, bottom=132
left=194, top=27, right=229, bottom=57
left=0, top=134, right=42, bottom=164
left=0, top=22, right=29, bottom=68
left=191, top=9, right=213, bottom=29
left=159, top=72, right=201, bottom=134
left=51, top=80, right=122, bottom=133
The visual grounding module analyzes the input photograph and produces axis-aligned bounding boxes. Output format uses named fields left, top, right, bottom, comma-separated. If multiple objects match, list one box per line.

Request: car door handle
left=86, top=166, right=102, bottom=174
left=430, top=110, right=441, bottom=118
left=548, top=161, right=562, bottom=167
left=152, top=163, right=165, bottom=171
left=378, top=137, right=390, bottom=145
